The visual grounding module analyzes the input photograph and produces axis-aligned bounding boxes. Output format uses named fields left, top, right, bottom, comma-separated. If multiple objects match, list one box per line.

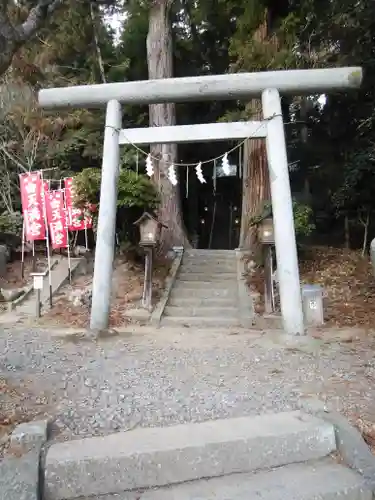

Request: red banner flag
left=19, top=172, right=46, bottom=241
left=64, top=177, right=92, bottom=231
left=45, top=189, right=68, bottom=249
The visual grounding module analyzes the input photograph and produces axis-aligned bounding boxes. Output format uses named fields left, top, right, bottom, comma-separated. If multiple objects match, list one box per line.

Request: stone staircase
left=160, top=249, right=254, bottom=328
left=43, top=411, right=373, bottom=499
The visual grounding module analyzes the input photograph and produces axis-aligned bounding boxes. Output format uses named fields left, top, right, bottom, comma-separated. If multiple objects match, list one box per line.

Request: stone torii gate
left=38, top=67, right=362, bottom=335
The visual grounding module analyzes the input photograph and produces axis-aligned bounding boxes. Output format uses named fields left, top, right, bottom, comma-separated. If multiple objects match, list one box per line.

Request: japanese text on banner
left=45, top=190, right=68, bottom=249
left=64, top=177, right=92, bottom=231
left=19, top=172, right=46, bottom=241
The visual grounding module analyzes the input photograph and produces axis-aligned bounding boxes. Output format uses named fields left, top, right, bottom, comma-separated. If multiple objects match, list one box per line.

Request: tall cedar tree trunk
left=0, top=0, right=63, bottom=76
left=239, top=15, right=272, bottom=250
left=146, top=0, right=190, bottom=254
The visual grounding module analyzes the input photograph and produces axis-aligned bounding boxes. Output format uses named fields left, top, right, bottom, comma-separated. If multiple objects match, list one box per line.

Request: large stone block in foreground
left=44, top=411, right=336, bottom=500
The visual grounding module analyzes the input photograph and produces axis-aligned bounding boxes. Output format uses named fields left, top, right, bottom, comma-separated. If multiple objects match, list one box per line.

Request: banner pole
left=32, top=241, right=36, bottom=272
left=63, top=188, right=72, bottom=283
left=41, top=171, right=53, bottom=308
left=84, top=218, right=88, bottom=251
left=21, top=219, right=25, bottom=279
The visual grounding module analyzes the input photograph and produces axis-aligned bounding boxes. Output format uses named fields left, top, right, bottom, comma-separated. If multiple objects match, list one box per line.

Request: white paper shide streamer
left=195, top=162, right=206, bottom=183
left=222, top=153, right=230, bottom=176
left=145, top=152, right=232, bottom=183
left=145, top=154, right=154, bottom=177
left=168, top=164, right=178, bottom=185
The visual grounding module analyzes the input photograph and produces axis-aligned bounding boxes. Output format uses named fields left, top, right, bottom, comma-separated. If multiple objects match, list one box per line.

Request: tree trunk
left=238, top=15, right=271, bottom=251
left=344, top=215, right=350, bottom=249
left=90, top=2, right=107, bottom=83
left=361, top=210, right=370, bottom=257
left=300, top=97, right=309, bottom=200
left=239, top=112, right=270, bottom=249
left=146, top=0, right=190, bottom=254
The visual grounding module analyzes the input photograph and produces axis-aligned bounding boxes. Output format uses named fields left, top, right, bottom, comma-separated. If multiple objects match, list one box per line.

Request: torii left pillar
left=90, top=100, right=121, bottom=331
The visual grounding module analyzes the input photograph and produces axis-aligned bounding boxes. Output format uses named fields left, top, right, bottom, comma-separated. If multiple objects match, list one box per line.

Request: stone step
left=44, top=411, right=336, bottom=500
left=161, top=316, right=240, bottom=327
left=164, top=306, right=238, bottom=318
left=170, top=287, right=237, bottom=298
left=178, top=272, right=237, bottom=281
left=180, top=268, right=237, bottom=276
left=181, top=262, right=237, bottom=270
left=88, top=461, right=371, bottom=500
left=183, top=253, right=236, bottom=260
left=185, top=250, right=236, bottom=257
left=168, top=297, right=237, bottom=307
left=183, top=258, right=236, bottom=266
left=173, top=280, right=237, bottom=290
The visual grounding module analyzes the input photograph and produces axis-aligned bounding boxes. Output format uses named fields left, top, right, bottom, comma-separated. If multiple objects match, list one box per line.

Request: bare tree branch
left=0, top=144, right=28, bottom=172
left=0, top=0, right=65, bottom=76
left=89, top=1, right=107, bottom=83
left=17, top=0, right=65, bottom=41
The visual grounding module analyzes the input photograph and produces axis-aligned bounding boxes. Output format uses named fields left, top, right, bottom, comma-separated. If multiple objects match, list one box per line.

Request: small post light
left=258, top=217, right=275, bottom=313
left=30, top=271, right=45, bottom=318
left=134, top=213, right=167, bottom=311
left=134, top=212, right=166, bottom=247
left=258, top=217, right=275, bottom=245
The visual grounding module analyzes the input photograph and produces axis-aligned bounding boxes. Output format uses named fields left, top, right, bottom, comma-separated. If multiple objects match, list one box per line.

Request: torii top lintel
left=38, top=67, right=362, bottom=109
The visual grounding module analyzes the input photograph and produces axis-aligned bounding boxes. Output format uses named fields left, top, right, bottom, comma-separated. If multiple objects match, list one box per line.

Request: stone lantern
left=258, top=217, right=275, bottom=245
left=134, top=212, right=167, bottom=310
left=258, top=217, right=275, bottom=314
left=133, top=212, right=166, bottom=247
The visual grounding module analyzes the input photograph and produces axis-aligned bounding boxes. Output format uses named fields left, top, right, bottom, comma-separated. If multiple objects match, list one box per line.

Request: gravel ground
left=1, top=326, right=375, bottom=445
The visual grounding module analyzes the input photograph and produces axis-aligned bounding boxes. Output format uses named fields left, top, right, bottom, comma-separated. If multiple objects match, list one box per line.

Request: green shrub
left=73, top=167, right=159, bottom=210
left=0, top=211, right=23, bottom=237
left=250, top=199, right=315, bottom=240
left=292, top=200, right=315, bottom=238
left=73, top=168, right=159, bottom=245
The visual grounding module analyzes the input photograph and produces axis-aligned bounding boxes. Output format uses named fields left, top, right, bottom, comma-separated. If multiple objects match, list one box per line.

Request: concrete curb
left=8, top=258, right=59, bottom=312
left=298, top=397, right=375, bottom=492
left=150, top=249, right=184, bottom=327
left=41, top=257, right=84, bottom=311
left=235, top=249, right=255, bottom=328
left=0, top=419, right=49, bottom=500
left=43, top=411, right=335, bottom=500
left=7, top=284, right=34, bottom=312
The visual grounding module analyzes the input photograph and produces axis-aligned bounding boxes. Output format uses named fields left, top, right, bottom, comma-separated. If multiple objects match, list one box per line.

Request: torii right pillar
left=262, top=88, right=304, bottom=334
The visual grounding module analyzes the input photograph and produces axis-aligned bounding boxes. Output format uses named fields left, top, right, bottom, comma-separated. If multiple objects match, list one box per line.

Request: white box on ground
left=302, top=283, right=324, bottom=326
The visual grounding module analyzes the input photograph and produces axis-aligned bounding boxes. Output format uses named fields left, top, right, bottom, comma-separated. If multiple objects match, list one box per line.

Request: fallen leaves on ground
left=356, top=418, right=375, bottom=452
left=300, top=246, right=375, bottom=327
left=42, top=255, right=171, bottom=328
left=0, top=377, right=45, bottom=456
left=248, top=245, right=375, bottom=328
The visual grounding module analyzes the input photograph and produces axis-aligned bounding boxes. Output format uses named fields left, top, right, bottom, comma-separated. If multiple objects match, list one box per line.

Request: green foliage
left=292, top=200, right=315, bottom=238
left=0, top=211, right=23, bottom=236
left=73, top=167, right=159, bottom=211
left=250, top=199, right=315, bottom=239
